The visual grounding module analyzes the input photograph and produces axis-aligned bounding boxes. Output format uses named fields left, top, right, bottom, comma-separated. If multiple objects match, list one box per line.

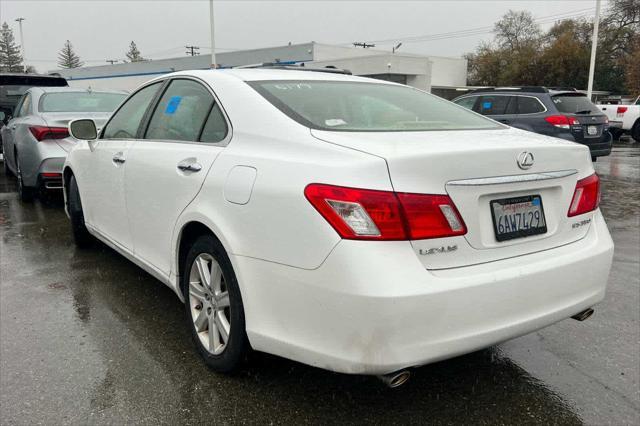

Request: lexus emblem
left=517, top=151, right=535, bottom=170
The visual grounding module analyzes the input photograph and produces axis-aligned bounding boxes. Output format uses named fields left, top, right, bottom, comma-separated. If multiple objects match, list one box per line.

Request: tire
left=3, top=153, right=11, bottom=176
left=68, top=174, right=93, bottom=247
left=16, top=153, right=34, bottom=202
left=632, top=120, right=640, bottom=143
left=182, top=235, right=248, bottom=373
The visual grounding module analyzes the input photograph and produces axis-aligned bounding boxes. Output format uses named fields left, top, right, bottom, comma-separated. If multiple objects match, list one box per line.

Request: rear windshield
left=249, top=80, right=501, bottom=132
left=552, top=94, right=599, bottom=114
left=39, top=92, right=127, bottom=113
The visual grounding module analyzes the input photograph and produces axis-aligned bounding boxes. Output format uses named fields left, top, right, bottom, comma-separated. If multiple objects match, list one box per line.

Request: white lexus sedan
left=63, top=68, right=613, bottom=386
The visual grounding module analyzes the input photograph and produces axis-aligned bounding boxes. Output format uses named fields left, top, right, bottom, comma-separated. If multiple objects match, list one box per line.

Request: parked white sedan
left=64, top=68, right=613, bottom=386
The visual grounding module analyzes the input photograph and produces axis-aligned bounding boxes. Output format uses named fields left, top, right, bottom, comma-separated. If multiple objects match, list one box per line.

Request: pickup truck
left=597, top=95, right=640, bottom=142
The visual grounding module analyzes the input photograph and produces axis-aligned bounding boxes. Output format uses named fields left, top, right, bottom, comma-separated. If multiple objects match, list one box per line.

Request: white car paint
left=64, top=69, right=614, bottom=375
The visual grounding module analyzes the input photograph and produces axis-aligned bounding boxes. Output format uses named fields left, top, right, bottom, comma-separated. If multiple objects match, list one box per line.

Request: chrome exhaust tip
left=572, top=308, right=594, bottom=321
left=378, top=370, right=411, bottom=388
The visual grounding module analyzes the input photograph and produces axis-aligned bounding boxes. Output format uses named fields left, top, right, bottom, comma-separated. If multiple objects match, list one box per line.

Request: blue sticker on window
left=482, top=101, right=492, bottom=109
left=165, top=96, right=182, bottom=115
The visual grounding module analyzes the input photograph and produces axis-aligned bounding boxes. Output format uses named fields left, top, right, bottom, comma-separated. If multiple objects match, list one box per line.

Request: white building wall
left=428, top=56, right=468, bottom=87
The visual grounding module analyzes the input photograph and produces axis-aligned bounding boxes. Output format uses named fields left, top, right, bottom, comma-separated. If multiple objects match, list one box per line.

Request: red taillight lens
left=544, top=115, right=579, bottom=129
left=304, top=183, right=467, bottom=240
left=29, top=126, right=69, bottom=141
left=616, top=106, right=628, bottom=116
left=568, top=173, right=600, bottom=217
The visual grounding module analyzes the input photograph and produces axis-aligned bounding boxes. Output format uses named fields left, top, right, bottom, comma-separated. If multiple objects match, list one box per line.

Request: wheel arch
left=175, top=220, right=233, bottom=300
left=62, top=166, right=75, bottom=213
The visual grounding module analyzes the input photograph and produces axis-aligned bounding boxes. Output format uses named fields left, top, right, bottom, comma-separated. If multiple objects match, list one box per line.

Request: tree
left=493, top=10, right=541, bottom=51
left=125, top=41, right=145, bottom=62
left=466, top=3, right=639, bottom=93
left=58, top=40, right=83, bottom=69
left=0, top=22, right=23, bottom=72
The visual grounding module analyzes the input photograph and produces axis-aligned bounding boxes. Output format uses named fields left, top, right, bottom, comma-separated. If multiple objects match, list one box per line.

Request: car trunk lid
left=311, top=127, right=596, bottom=269
left=41, top=112, right=112, bottom=152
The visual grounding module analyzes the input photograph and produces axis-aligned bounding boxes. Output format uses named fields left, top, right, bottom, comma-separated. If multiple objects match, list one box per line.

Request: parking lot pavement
left=0, top=147, right=638, bottom=425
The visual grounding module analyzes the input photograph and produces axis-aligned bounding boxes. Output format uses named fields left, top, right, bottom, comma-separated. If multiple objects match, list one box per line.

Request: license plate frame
left=490, top=195, right=547, bottom=242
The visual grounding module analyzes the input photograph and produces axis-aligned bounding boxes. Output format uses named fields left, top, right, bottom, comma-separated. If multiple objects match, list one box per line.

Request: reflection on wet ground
left=1, top=147, right=639, bottom=425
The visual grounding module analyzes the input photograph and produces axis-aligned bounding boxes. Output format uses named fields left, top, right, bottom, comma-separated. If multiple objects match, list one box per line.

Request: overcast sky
left=0, top=0, right=604, bottom=72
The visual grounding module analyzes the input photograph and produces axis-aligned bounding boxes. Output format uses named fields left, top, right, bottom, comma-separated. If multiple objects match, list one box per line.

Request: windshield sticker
left=482, top=101, right=492, bottom=109
left=165, top=96, right=182, bottom=115
left=325, top=118, right=347, bottom=127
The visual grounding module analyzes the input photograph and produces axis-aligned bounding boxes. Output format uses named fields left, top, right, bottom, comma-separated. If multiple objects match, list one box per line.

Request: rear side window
left=454, top=96, right=477, bottom=110
left=103, top=82, right=162, bottom=139
left=552, top=94, right=598, bottom=114
left=517, top=96, right=545, bottom=114
left=145, top=79, right=213, bottom=142
left=199, top=103, right=228, bottom=143
left=476, top=96, right=514, bottom=116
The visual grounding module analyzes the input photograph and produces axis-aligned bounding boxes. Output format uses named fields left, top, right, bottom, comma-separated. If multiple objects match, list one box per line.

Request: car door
left=77, top=81, right=163, bottom=251
left=2, top=93, right=30, bottom=171
left=124, top=77, right=230, bottom=275
left=475, top=95, right=516, bottom=125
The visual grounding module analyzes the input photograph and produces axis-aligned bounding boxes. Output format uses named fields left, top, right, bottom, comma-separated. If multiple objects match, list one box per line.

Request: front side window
left=454, top=96, right=477, bottom=110
left=39, top=92, right=126, bottom=113
left=102, top=82, right=162, bottom=139
left=517, top=96, right=546, bottom=114
left=145, top=79, right=213, bottom=142
left=250, top=81, right=501, bottom=132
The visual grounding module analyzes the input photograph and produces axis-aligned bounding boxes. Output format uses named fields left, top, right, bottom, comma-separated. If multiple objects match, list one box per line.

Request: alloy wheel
left=188, top=253, right=231, bottom=355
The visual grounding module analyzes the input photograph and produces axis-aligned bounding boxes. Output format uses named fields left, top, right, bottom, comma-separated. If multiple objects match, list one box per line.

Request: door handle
left=112, top=152, right=126, bottom=164
left=177, top=159, right=202, bottom=172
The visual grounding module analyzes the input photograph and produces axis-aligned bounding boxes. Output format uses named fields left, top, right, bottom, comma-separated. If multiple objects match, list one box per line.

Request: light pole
left=209, top=0, right=216, bottom=68
left=15, top=17, right=25, bottom=64
left=587, top=0, right=601, bottom=100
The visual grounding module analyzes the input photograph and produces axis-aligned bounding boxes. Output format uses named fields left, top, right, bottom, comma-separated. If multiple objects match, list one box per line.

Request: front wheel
left=68, top=174, right=93, bottom=247
left=182, top=235, right=248, bottom=373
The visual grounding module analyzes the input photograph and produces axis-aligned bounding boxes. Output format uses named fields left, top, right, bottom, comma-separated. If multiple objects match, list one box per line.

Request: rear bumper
left=556, top=131, right=612, bottom=157
left=236, top=211, right=614, bottom=375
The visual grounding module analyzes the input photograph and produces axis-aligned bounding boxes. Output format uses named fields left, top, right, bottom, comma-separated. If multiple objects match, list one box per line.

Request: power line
left=345, top=7, right=603, bottom=47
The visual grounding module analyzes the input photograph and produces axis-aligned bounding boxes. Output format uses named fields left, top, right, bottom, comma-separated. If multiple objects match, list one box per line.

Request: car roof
left=158, top=68, right=400, bottom=85
left=32, top=87, right=128, bottom=95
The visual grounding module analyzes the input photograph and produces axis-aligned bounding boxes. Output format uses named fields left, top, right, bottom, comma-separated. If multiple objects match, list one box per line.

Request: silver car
left=1, top=87, right=127, bottom=201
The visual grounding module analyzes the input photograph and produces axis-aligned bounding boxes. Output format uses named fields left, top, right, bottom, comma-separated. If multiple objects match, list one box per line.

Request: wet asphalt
left=0, top=146, right=639, bottom=425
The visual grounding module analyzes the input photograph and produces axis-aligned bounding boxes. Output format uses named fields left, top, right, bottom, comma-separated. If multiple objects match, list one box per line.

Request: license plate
left=587, top=125, right=598, bottom=135
left=490, top=195, right=547, bottom=242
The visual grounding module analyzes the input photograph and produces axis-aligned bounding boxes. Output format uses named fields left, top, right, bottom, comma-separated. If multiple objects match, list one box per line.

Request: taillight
left=304, top=183, right=467, bottom=240
left=544, top=115, right=580, bottom=129
left=616, top=106, right=627, bottom=117
left=568, top=173, right=600, bottom=217
left=29, top=126, right=69, bottom=141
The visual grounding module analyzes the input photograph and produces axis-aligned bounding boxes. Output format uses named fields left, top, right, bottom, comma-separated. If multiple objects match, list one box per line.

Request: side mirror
left=69, top=119, right=98, bottom=140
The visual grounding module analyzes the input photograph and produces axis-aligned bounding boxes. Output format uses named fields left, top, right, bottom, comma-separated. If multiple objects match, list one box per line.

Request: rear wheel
left=68, top=174, right=93, bottom=247
left=182, top=235, right=248, bottom=373
left=16, top=154, right=34, bottom=202
left=632, top=120, right=640, bottom=143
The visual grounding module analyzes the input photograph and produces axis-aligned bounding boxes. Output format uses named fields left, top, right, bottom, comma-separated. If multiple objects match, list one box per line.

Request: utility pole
left=353, top=42, right=375, bottom=49
left=185, top=45, right=200, bottom=56
left=15, top=17, right=25, bottom=64
left=587, top=0, right=601, bottom=100
left=209, top=0, right=216, bottom=68
left=106, top=59, right=118, bottom=65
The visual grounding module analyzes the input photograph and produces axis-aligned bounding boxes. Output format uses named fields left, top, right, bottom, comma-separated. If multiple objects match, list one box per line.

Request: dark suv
left=452, top=87, right=612, bottom=159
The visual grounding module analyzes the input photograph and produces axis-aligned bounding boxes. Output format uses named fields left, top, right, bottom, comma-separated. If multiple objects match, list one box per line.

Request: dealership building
left=52, top=42, right=468, bottom=98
